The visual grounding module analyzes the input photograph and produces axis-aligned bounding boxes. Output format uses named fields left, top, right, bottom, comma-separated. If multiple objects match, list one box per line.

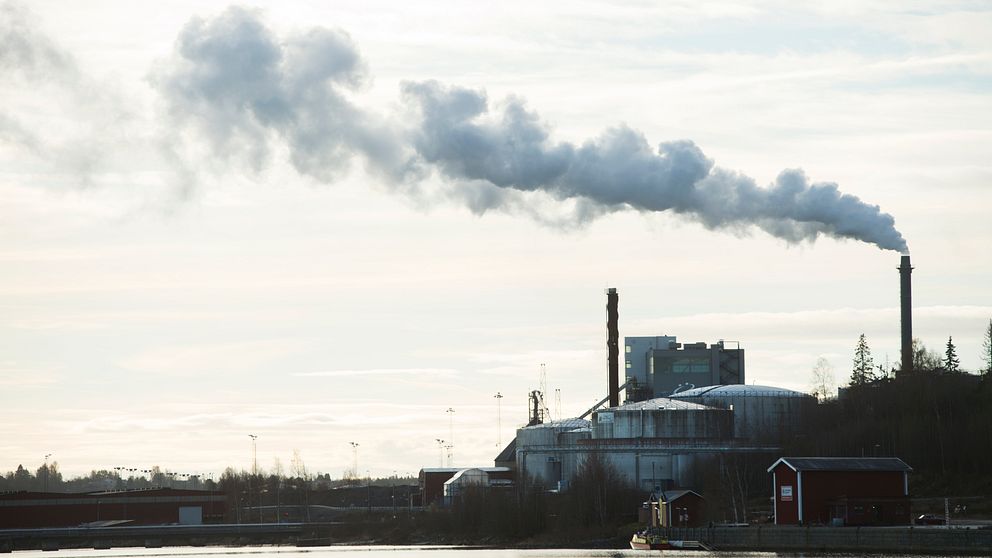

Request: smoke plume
left=157, top=7, right=908, bottom=252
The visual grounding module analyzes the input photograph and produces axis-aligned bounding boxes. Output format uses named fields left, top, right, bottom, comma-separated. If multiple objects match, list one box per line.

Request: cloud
left=0, top=1, right=128, bottom=185
left=296, top=368, right=457, bottom=378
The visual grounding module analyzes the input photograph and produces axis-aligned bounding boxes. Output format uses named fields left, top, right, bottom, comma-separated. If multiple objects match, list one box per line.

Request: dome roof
left=610, top=397, right=719, bottom=411
left=670, top=384, right=811, bottom=398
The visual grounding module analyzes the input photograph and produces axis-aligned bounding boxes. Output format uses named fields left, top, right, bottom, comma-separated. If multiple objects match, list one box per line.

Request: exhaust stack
left=607, top=288, right=619, bottom=407
left=899, top=255, right=913, bottom=374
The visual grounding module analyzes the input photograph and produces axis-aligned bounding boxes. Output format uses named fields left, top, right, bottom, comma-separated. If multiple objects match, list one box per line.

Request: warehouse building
left=768, top=457, right=912, bottom=526
left=0, top=488, right=226, bottom=528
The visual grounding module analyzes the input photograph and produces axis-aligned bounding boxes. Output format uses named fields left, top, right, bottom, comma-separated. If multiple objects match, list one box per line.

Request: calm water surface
left=9, top=546, right=977, bottom=558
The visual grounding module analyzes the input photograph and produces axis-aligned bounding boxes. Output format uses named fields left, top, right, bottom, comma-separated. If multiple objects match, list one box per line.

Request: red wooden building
left=768, top=457, right=912, bottom=526
left=0, top=488, right=226, bottom=528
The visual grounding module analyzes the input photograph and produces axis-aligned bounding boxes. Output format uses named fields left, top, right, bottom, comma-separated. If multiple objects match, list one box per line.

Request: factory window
left=626, top=361, right=632, bottom=369
left=654, top=355, right=710, bottom=375
left=625, top=345, right=632, bottom=353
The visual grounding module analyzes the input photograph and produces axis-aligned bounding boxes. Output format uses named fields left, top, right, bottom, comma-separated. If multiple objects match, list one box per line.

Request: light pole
left=494, top=393, right=503, bottom=448
left=445, top=407, right=455, bottom=466
left=435, top=439, right=445, bottom=467
left=43, top=454, right=51, bottom=492
left=349, top=442, right=360, bottom=481
left=248, top=434, right=258, bottom=523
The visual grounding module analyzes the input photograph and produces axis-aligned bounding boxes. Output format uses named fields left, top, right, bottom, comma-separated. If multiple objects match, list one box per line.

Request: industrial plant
left=423, top=255, right=922, bottom=514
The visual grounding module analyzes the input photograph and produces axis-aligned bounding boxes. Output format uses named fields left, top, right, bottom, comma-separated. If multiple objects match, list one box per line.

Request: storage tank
left=591, top=397, right=733, bottom=440
left=669, top=384, right=815, bottom=443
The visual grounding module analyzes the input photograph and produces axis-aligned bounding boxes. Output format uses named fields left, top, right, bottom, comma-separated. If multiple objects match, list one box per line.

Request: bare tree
left=911, top=338, right=942, bottom=372
left=810, top=357, right=835, bottom=401
left=982, top=319, right=992, bottom=375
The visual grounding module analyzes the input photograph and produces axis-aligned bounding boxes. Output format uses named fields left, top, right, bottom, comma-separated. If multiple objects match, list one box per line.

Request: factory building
left=624, top=336, right=744, bottom=401
left=419, top=467, right=513, bottom=506
left=512, top=385, right=813, bottom=492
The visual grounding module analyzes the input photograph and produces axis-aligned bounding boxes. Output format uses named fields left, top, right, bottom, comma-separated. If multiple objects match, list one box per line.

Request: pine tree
left=944, top=336, right=960, bottom=373
left=982, top=319, right=992, bottom=375
left=851, top=333, right=875, bottom=386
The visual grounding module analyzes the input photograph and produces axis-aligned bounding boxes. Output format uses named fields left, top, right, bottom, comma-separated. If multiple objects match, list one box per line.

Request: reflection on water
left=9, top=547, right=976, bottom=558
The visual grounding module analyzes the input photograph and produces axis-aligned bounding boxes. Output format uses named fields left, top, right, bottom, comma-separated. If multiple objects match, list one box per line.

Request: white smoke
left=157, top=7, right=907, bottom=252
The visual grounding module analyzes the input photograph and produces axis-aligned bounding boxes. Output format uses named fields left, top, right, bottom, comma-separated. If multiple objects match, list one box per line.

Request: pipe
left=607, top=288, right=619, bottom=407
left=899, top=255, right=913, bottom=374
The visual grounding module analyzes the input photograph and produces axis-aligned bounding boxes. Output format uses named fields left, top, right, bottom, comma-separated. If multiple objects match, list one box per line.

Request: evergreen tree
left=982, top=319, right=992, bottom=375
left=851, top=333, right=875, bottom=386
left=944, top=336, right=960, bottom=373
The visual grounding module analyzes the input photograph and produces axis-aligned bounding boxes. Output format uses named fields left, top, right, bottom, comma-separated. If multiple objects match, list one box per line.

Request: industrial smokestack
left=899, top=255, right=913, bottom=374
left=607, top=288, right=619, bottom=407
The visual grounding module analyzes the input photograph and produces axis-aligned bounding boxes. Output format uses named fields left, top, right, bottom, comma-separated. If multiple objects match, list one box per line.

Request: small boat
left=629, top=530, right=671, bottom=550
left=630, top=530, right=713, bottom=551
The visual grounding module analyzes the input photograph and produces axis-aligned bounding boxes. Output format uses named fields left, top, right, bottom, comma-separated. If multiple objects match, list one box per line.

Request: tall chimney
left=899, top=255, right=913, bottom=374
left=607, top=288, right=619, bottom=407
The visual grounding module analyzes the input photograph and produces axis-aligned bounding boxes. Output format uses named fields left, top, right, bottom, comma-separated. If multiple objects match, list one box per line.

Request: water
left=7, top=546, right=977, bottom=558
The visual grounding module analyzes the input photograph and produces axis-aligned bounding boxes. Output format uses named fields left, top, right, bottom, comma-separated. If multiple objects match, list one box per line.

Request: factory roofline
left=420, top=466, right=511, bottom=474
left=767, top=457, right=912, bottom=473
left=671, top=384, right=811, bottom=398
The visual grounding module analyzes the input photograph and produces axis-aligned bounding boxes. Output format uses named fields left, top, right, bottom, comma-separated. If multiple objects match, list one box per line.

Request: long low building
left=0, top=488, right=226, bottom=528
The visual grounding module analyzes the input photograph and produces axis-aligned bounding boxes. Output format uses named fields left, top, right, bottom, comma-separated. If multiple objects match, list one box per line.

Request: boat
left=630, top=530, right=713, bottom=551
left=630, top=530, right=671, bottom=550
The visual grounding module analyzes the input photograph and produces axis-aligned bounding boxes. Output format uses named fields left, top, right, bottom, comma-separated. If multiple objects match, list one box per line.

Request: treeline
left=0, top=462, right=414, bottom=499
left=787, top=371, right=992, bottom=494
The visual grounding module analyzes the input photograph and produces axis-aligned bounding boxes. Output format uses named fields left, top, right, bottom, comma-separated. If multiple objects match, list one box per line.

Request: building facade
left=624, top=336, right=744, bottom=400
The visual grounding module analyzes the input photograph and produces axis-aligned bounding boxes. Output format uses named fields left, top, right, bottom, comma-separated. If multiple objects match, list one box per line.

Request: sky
left=1, top=0, right=990, bottom=480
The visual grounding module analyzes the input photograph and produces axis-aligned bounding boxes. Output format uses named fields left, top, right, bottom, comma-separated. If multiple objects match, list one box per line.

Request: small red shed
left=768, top=457, right=912, bottom=526
left=660, top=490, right=705, bottom=527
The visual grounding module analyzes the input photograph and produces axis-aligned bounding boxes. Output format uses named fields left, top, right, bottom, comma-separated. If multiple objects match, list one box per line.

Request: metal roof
left=609, top=397, right=719, bottom=412
left=420, top=467, right=511, bottom=474
left=520, top=418, right=591, bottom=430
left=767, top=457, right=913, bottom=473
left=494, top=438, right=516, bottom=463
left=671, top=384, right=811, bottom=398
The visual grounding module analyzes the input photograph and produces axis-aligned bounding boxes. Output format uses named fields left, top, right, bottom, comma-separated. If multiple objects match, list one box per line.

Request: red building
left=0, top=488, right=226, bottom=528
left=768, top=457, right=912, bottom=526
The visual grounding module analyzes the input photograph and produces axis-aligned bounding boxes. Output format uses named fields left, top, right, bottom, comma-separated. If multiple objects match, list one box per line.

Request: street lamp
left=43, top=454, right=52, bottom=492
left=435, top=439, right=445, bottom=467
left=445, top=408, right=455, bottom=466
left=494, top=393, right=503, bottom=448
left=248, top=434, right=258, bottom=523
left=349, top=442, right=360, bottom=481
